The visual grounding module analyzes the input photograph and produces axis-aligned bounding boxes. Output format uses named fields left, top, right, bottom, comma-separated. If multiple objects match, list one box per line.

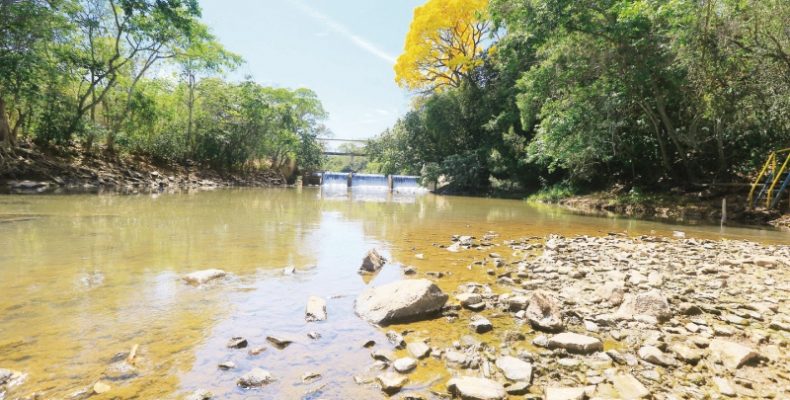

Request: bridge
left=317, top=137, right=368, bottom=157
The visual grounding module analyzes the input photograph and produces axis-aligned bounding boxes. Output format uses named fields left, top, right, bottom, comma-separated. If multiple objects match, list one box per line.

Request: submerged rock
left=360, top=249, right=387, bottom=273
left=305, top=296, right=327, bottom=322
left=355, top=279, right=448, bottom=325
left=182, top=269, right=226, bottom=285
left=237, top=368, right=273, bottom=388
left=447, top=376, right=507, bottom=400
left=185, top=389, right=213, bottom=400
left=525, top=291, right=564, bottom=332
left=266, top=335, right=294, bottom=349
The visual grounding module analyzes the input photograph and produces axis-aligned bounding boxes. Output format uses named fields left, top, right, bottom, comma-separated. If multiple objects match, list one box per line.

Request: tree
left=394, top=0, right=491, bottom=93
left=176, top=23, right=241, bottom=156
left=65, top=0, right=202, bottom=147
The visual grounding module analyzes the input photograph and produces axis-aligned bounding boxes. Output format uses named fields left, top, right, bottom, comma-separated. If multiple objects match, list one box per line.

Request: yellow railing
left=748, top=148, right=790, bottom=209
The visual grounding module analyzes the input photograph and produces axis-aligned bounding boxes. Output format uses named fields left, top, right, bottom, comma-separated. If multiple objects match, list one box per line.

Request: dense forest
left=0, top=0, right=327, bottom=172
left=370, top=0, right=790, bottom=194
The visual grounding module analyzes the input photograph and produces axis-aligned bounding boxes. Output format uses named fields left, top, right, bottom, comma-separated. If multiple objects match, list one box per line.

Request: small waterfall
left=322, top=172, right=350, bottom=188
left=391, top=175, right=425, bottom=193
left=350, top=173, right=388, bottom=189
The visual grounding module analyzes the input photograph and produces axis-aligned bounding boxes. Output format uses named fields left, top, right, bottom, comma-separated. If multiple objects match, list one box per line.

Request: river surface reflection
left=0, top=188, right=786, bottom=399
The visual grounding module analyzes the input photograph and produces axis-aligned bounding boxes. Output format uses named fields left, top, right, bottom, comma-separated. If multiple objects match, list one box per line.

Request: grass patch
left=527, top=184, right=580, bottom=203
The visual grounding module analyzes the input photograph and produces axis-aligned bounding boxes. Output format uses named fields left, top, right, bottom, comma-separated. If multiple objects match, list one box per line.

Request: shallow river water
left=0, top=187, right=787, bottom=399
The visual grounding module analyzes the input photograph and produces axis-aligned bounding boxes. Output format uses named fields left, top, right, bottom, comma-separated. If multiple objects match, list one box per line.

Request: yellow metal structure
left=748, top=148, right=790, bottom=209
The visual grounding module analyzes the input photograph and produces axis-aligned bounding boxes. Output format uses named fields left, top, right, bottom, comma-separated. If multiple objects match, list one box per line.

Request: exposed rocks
left=185, top=389, right=213, bottom=400
left=469, top=316, right=493, bottom=333
left=182, top=269, right=226, bottom=285
left=709, top=339, right=760, bottom=370
left=305, top=296, right=327, bottom=322
left=237, top=368, right=273, bottom=388
left=226, top=337, right=247, bottom=349
left=610, top=374, right=650, bottom=399
left=92, top=381, right=111, bottom=394
left=376, top=372, right=407, bottom=394
left=614, top=290, right=672, bottom=322
left=637, top=346, right=675, bottom=367
left=547, top=333, right=603, bottom=354
left=355, top=279, right=448, bottom=325
left=360, top=249, right=387, bottom=273
left=393, top=357, right=417, bottom=373
left=266, top=335, right=293, bottom=349
left=544, top=386, right=587, bottom=400
left=407, top=341, right=431, bottom=359
left=447, top=376, right=507, bottom=400
left=525, top=290, right=564, bottom=332
left=495, top=356, right=532, bottom=382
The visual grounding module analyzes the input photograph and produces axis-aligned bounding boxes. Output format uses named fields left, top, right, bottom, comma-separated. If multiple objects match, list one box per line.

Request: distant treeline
left=0, top=0, right=326, bottom=171
left=369, top=0, right=790, bottom=193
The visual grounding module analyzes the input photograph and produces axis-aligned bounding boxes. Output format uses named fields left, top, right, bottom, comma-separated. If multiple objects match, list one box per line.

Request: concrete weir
left=319, top=172, right=424, bottom=191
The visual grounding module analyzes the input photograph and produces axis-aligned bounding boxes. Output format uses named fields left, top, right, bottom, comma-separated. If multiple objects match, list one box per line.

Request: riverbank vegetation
left=370, top=0, right=790, bottom=198
left=0, top=0, right=327, bottom=175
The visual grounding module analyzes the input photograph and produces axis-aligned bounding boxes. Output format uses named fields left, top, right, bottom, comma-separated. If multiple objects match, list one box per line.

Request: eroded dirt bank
left=543, top=192, right=790, bottom=231
left=0, top=142, right=286, bottom=193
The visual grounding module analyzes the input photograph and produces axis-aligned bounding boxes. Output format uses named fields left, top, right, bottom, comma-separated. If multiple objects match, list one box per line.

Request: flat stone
left=360, top=249, right=387, bottom=273
left=712, top=377, right=736, bottom=397
left=393, top=357, right=417, bottom=373
left=611, top=373, right=650, bottom=399
left=447, top=376, right=507, bottom=400
left=547, top=333, right=603, bottom=354
left=387, top=330, right=406, bottom=348
left=377, top=372, right=407, bottom=394
left=495, top=356, right=532, bottom=382
left=709, top=339, right=760, bottom=370
left=545, top=386, right=587, bottom=400
left=638, top=345, right=675, bottom=367
left=266, top=335, right=294, bottom=349
left=237, top=368, right=273, bottom=388
left=505, top=381, right=530, bottom=395
left=182, top=269, right=226, bottom=285
left=355, top=279, right=448, bottom=325
left=670, top=344, right=703, bottom=365
left=305, top=296, right=327, bottom=322
left=407, top=341, right=431, bottom=359
left=457, top=293, right=483, bottom=307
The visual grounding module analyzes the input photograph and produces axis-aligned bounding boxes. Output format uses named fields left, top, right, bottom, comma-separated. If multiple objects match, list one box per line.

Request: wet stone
left=266, top=335, right=294, bottom=349
left=227, top=337, right=247, bottom=349
left=393, top=357, right=417, bottom=373
left=237, top=368, right=273, bottom=388
left=305, top=296, right=327, bottom=322
left=376, top=372, right=407, bottom=395
left=447, top=376, right=506, bottom=400
left=406, top=341, right=431, bottom=359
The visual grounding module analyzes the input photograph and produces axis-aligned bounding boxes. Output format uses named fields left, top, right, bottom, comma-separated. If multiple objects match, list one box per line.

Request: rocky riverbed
left=349, top=234, right=790, bottom=399
left=2, top=232, right=788, bottom=399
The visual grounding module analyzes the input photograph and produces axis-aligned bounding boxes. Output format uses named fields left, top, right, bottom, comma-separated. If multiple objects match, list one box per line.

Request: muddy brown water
left=0, top=187, right=787, bottom=399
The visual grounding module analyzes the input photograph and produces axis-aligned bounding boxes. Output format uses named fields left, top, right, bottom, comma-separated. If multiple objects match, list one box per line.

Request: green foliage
left=526, top=183, right=579, bottom=203
left=373, top=0, right=790, bottom=194
left=0, top=0, right=327, bottom=172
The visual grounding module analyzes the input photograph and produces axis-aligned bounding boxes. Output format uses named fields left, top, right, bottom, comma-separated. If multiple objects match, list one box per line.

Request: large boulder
left=360, top=249, right=387, bottom=273
left=615, top=290, right=672, bottom=322
left=525, top=291, right=564, bottom=332
left=447, top=376, right=507, bottom=400
left=355, top=279, right=448, bottom=325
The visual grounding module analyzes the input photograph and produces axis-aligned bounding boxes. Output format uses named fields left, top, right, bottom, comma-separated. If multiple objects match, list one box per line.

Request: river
left=0, top=187, right=786, bottom=399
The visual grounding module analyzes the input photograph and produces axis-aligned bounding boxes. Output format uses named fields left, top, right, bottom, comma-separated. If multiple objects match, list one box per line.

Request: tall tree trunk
left=0, top=97, right=12, bottom=150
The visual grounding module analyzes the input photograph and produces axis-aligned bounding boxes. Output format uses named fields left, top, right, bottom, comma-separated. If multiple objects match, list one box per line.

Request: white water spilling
left=350, top=173, right=388, bottom=189
left=391, top=175, right=425, bottom=193
left=321, top=172, right=350, bottom=188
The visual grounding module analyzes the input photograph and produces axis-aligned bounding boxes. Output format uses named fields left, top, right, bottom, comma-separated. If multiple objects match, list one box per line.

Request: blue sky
left=199, top=0, right=424, bottom=140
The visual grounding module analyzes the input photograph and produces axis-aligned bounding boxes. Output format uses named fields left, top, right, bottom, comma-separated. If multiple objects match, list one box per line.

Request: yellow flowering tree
left=394, top=0, right=490, bottom=93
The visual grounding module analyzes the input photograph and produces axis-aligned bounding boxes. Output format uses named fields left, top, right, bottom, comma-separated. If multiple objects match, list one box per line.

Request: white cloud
left=288, top=0, right=397, bottom=65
